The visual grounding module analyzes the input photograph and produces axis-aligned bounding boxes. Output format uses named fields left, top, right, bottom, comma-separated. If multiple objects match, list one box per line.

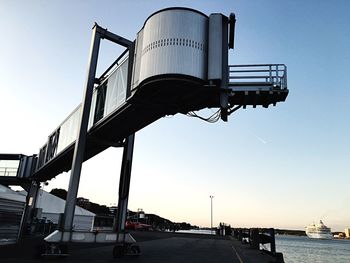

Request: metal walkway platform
left=229, top=64, right=288, bottom=108
left=1, top=63, right=288, bottom=182
left=32, top=67, right=287, bottom=182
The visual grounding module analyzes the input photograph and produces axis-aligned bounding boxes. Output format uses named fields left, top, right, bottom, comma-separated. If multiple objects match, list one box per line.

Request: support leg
left=113, top=134, right=140, bottom=257
left=220, top=15, right=229, bottom=122
left=115, top=134, right=135, bottom=234
left=20, top=181, right=40, bottom=237
left=40, top=24, right=102, bottom=258
left=62, top=24, right=101, bottom=234
left=41, top=24, right=136, bottom=258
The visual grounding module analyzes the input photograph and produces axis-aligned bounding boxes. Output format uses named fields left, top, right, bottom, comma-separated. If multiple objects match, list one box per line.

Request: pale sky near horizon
left=0, top=0, right=349, bottom=231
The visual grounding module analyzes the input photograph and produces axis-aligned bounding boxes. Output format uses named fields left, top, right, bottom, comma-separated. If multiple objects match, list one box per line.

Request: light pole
left=209, top=195, right=214, bottom=234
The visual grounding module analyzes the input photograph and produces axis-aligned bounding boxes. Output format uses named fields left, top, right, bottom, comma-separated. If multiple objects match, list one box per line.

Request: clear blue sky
left=1, top=0, right=349, bottom=231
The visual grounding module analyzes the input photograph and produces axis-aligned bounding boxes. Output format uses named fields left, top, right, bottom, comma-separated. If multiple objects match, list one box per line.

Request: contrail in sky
left=249, top=131, right=267, bottom=144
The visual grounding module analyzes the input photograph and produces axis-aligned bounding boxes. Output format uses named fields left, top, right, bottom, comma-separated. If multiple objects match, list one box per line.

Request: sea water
left=276, top=235, right=350, bottom=263
left=172, top=230, right=350, bottom=262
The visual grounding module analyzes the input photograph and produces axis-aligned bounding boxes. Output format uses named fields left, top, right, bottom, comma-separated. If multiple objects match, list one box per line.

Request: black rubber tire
left=113, top=245, right=125, bottom=258
left=130, top=244, right=141, bottom=255
left=59, top=244, right=68, bottom=254
left=34, top=244, right=46, bottom=259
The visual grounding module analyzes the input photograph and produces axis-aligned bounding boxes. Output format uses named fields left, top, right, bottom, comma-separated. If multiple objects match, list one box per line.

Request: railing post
left=250, top=228, right=259, bottom=249
left=270, top=228, right=276, bottom=254
left=269, top=65, right=272, bottom=83
left=284, top=65, right=288, bottom=88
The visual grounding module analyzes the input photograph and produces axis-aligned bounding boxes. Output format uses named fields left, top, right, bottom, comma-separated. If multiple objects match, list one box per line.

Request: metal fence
left=229, top=64, right=287, bottom=90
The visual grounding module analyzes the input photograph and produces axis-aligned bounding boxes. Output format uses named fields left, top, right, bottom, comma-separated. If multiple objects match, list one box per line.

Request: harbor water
left=172, top=230, right=350, bottom=262
left=276, top=235, right=350, bottom=263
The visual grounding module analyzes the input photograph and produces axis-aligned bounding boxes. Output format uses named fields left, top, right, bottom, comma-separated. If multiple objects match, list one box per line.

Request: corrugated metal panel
left=56, top=106, right=81, bottom=154
left=139, top=9, right=208, bottom=83
left=131, top=29, right=144, bottom=90
left=208, top=14, right=224, bottom=80
left=52, top=58, right=129, bottom=157
left=0, top=198, right=25, bottom=245
left=88, top=89, right=98, bottom=129
left=103, top=58, right=128, bottom=117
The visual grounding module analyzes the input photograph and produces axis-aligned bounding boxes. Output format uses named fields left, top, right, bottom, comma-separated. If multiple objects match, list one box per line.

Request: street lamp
left=209, top=195, right=214, bottom=234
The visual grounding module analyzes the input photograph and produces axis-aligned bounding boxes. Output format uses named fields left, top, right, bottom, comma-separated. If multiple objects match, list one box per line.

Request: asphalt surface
left=62, top=237, right=237, bottom=263
left=0, top=231, right=281, bottom=262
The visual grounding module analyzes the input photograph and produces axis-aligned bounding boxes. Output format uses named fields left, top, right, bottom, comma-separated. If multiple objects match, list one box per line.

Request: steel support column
left=62, top=24, right=101, bottom=232
left=220, top=16, right=229, bottom=121
left=113, top=36, right=135, bottom=236
left=61, top=23, right=134, bottom=235
left=20, top=180, right=40, bottom=237
left=114, top=134, right=135, bottom=234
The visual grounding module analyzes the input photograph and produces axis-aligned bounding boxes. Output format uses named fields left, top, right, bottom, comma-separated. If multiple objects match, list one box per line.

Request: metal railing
left=229, top=64, right=287, bottom=89
left=0, top=167, right=18, bottom=177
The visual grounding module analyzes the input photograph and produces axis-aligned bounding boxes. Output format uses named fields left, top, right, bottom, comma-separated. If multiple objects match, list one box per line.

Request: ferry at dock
left=305, top=220, right=333, bottom=239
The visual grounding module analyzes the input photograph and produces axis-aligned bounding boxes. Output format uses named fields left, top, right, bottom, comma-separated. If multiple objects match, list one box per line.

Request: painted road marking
left=232, top=245, right=244, bottom=263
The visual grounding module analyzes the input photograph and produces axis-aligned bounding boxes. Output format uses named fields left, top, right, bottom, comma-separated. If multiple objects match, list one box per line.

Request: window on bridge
left=94, top=82, right=107, bottom=124
left=0, top=160, right=20, bottom=177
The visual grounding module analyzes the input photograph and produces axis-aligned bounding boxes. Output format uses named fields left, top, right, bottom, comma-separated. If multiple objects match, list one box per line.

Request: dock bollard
left=219, top=223, right=226, bottom=236
left=269, top=228, right=276, bottom=254
left=238, top=229, right=242, bottom=241
left=250, top=228, right=259, bottom=250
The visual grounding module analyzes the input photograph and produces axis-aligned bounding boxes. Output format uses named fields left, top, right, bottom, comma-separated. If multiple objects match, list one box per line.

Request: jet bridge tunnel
left=22, top=8, right=288, bottom=182
left=0, top=7, right=288, bottom=255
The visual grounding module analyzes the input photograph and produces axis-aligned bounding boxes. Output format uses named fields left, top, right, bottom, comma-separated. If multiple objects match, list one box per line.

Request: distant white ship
left=305, top=220, right=333, bottom=239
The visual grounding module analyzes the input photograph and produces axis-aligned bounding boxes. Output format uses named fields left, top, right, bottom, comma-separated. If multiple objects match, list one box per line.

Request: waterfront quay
left=1, top=231, right=282, bottom=263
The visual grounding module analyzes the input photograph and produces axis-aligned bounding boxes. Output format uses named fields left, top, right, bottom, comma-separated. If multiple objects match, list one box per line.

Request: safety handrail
left=229, top=64, right=287, bottom=89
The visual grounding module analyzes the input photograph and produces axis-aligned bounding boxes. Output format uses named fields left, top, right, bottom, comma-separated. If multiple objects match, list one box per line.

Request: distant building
left=77, top=197, right=91, bottom=210
left=109, top=205, right=118, bottom=215
left=27, top=190, right=95, bottom=231
left=345, top=228, right=350, bottom=238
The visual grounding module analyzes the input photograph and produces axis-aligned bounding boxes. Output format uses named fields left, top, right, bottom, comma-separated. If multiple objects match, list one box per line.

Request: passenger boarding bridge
left=0, top=8, right=288, bottom=257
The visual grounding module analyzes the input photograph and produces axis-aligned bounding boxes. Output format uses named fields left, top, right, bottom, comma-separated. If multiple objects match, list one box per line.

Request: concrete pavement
left=0, top=231, right=282, bottom=262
